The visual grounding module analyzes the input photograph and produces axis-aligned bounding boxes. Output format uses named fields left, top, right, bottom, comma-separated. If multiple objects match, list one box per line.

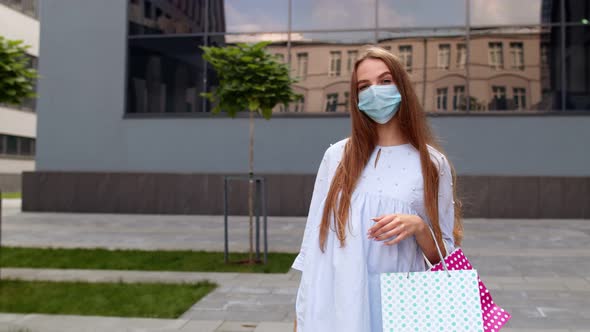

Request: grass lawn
left=0, top=192, right=20, bottom=199
left=0, top=247, right=297, bottom=273
left=0, top=279, right=216, bottom=318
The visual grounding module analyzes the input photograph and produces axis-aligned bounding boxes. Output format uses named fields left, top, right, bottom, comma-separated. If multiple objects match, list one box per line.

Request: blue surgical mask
left=357, top=84, right=402, bottom=124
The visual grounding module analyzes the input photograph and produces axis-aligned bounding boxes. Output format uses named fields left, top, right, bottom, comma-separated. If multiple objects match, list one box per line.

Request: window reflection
left=124, top=0, right=586, bottom=113
left=127, top=37, right=206, bottom=113
left=564, top=26, right=590, bottom=110
left=292, top=0, right=375, bottom=30
left=470, top=0, right=543, bottom=26
left=468, top=27, right=554, bottom=111
left=379, top=0, right=465, bottom=28
left=128, top=0, right=224, bottom=35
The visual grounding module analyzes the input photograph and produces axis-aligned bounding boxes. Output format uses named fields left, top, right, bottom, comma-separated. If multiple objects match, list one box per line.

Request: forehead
left=356, top=58, right=391, bottom=81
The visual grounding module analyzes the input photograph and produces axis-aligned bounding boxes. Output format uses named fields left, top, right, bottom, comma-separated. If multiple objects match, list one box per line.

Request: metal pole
left=223, top=177, right=229, bottom=263
left=374, top=0, right=379, bottom=44
left=262, top=178, right=268, bottom=265
left=422, top=38, right=427, bottom=108
left=0, top=188, right=2, bottom=281
left=201, top=0, right=210, bottom=113
left=255, top=178, right=260, bottom=261
left=287, top=0, right=292, bottom=67
left=560, top=0, right=566, bottom=111
left=465, top=0, right=471, bottom=112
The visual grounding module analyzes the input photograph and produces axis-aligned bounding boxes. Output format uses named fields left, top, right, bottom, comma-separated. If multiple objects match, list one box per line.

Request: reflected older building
left=127, top=0, right=225, bottom=113
left=266, top=27, right=550, bottom=113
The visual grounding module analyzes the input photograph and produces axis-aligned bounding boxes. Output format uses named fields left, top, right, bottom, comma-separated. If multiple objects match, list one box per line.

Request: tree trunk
left=248, top=110, right=255, bottom=262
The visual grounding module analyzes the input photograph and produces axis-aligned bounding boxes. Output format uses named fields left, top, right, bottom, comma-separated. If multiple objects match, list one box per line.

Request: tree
left=0, top=36, right=38, bottom=104
left=201, top=41, right=301, bottom=264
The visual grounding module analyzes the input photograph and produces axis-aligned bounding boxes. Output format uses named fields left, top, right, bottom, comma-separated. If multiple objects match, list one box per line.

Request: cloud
left=309, top=0, right=376, bottom=29
left=225, top=32, right=306, bottom=43
left=471, top=0, right=542, bottom=25
left=225, top=2, right=286, bottom=32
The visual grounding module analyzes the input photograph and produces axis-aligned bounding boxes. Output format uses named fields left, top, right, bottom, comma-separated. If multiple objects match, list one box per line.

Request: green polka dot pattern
left=380, top=270, right=484, bottom=331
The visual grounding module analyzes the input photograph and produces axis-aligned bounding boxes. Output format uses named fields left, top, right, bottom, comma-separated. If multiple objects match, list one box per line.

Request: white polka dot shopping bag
left=381, top=269, right=485, bottom=331
left=428, top=248, right=511, bottom=332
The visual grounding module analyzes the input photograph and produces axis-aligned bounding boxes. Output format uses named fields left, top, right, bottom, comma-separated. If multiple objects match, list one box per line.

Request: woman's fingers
left=383, top=231, right=408, bottom=246
left=368, top=215, right=399, bottom=238
left=374, top=223, right=404, bottom=241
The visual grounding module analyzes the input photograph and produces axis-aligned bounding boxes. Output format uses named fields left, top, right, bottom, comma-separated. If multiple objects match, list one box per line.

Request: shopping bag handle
left=422, top=232, right=449, bottom=269
left=408, top=224, right=450, bottom=278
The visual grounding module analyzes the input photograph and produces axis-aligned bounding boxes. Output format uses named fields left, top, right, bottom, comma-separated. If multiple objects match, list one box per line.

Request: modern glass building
left=0, top=0, right=39, bottom=192
left=24, top=0, right=590, bottom=218
left=126, top=0, right=589, bottom=114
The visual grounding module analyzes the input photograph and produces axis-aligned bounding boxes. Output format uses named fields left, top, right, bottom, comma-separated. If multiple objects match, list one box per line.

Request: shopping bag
left=380, top=227, right=485, bottom=331
left=428, top=248, right=512, bottom=332
left=381, top=269, right=485, bottom=331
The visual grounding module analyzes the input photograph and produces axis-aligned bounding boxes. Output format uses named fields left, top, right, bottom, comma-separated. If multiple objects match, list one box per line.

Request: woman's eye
left=382, top=79, right=393, bottom=84
left=359, top=85, right=368, bottom=91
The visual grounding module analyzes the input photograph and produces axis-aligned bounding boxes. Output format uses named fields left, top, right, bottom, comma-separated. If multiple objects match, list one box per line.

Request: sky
left=223, top=0, right=544, bottom=33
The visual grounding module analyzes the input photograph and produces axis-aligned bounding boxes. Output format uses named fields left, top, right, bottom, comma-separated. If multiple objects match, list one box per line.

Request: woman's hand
left=367, top=214, right=426, bottom=245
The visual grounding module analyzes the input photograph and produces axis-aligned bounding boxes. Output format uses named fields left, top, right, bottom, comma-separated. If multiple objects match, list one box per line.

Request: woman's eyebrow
left=357, top=71, right=392, bottom=85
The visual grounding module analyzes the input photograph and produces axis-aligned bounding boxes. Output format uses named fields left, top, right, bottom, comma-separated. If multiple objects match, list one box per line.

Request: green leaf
left=248, top=99, right=260, bottom=111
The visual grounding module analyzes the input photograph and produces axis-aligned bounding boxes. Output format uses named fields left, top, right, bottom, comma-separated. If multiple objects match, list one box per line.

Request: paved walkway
left=2, top=199, right=590, bottom=331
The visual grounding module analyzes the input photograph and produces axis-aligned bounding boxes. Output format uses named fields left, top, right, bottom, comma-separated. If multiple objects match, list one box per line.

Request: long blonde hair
left=319, top=46, right=464, bottom=252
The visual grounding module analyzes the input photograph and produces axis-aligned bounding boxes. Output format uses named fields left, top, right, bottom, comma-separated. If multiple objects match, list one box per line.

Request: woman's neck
left=375, top=117, right=408, bottom=146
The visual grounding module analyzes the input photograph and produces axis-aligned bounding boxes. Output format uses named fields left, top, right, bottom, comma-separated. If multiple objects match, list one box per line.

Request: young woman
left=291, top=46, right=463, bottom=332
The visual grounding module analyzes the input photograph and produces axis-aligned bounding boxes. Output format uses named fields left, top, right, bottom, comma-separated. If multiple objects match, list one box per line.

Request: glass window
left=325, top=93, right=339, bottom=112
left=221, top=0, right=288, bottom=33
left=509, top=42, right=524, bottom=70
left=398, top=45, right=413, bottom=73
left=564, top=0, right=590, bottom=24
left=6, top=135, right=18, bottom=155
left=296, top=52, right=308, bottom=80
left=491, top=86, right=507, bottom=110
left=20, top=137, right=33, bottom=155
left=286, top=32, right=372, bottom=113
left=293, top=96, right=305, bottom=112
left=564, top=26, right=590, bottom=110
left=128, top=0, right=226, bottom=35
left=329, top=51, right=342, bottom=77
left=0, top=0, right=38, bottom=18
left=292, top=0, right=375, bottom=30
left=470, top=0, right=543, bottom=26
left=127, top=36, right=206, bottom=113
left=513, top=87, right=527, bottom=110
left=0, top=135, right=4, bottom=154
left=488, top=42, right=504, bottom=70
left=343, top=92, right=350, bottom=112
left=437, top=44, right=450, bottom=70
left=379, top=0, right=466, bottom=28
left=436, top=87, right=448, bottom=111
left=347, top=50, right=358, bottom=73
left=453, top=85, right=465, bottom=110
left=456, top=43, right=467, bottom=70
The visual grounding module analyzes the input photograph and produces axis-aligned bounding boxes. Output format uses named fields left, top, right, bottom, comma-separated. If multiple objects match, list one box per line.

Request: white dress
left=292, top=137, right=456, bottom=332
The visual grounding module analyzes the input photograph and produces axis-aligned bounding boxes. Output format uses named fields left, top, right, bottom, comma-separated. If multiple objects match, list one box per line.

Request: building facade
left=25, top=0, right=590, bottom=218
left=0, top=0, right=38, bottom=192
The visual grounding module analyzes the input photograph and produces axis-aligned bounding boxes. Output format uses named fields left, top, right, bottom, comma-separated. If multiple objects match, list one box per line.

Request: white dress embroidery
left=292, top=137, right=456, bottom=332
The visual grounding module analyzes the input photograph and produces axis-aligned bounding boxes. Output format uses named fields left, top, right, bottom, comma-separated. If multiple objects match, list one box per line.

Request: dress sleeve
left=437, top=154, right=456, bottom=255
left=291, top=147, right=331, bottom=271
